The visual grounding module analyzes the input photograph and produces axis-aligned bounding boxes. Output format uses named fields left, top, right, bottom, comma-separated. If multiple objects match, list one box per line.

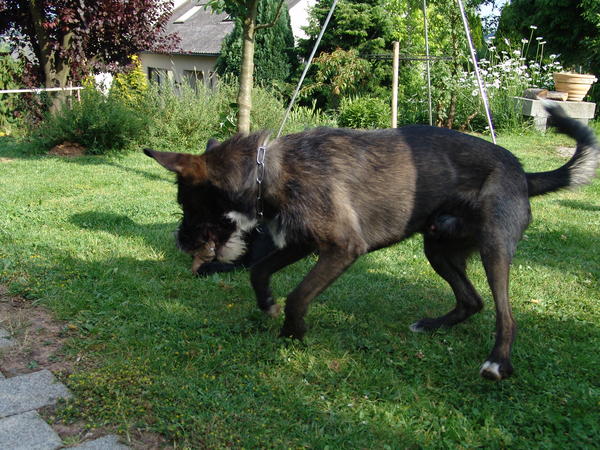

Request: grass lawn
left=0, top=129, right=599, bottom=448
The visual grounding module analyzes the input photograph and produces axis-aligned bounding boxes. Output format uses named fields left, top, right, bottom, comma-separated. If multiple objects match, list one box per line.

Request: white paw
left=266, top=303, right=281, bottom=318
left=480, top=360, right=501, bottom=380
left=409, top=322, right=425, bottom=333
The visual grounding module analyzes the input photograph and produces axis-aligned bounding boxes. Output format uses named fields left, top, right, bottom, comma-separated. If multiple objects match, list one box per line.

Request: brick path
left=0, top=327, right=128, bottom=450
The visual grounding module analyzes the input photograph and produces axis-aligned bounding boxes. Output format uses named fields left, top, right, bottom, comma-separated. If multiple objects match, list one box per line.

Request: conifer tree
left=215, top=0, right=296, bottom=85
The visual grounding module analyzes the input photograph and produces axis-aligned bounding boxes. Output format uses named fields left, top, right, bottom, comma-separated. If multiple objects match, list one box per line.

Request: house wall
left=139, top=53, right=219, bottom=88
left=289, top=0, right=317, bottom=42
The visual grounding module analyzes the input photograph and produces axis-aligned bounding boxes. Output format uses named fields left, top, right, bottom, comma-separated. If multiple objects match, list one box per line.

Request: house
left=139, top=0, right=315, bottom=88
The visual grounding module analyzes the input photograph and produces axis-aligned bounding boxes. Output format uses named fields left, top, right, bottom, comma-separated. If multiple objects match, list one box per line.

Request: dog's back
left=269, top=125, right=527, bottom=251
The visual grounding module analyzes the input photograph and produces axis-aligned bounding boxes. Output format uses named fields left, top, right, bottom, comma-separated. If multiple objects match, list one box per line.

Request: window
left=208, top=72, right=219, bottom=89
left=184, top=70, right=204, bottom=90
left=148, top=67, right=174, bottom=85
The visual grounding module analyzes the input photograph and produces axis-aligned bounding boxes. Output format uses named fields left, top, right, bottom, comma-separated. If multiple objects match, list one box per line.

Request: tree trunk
left=28, top=0, right=72, bottom=112
left=237, top=0, right=259, bottom=135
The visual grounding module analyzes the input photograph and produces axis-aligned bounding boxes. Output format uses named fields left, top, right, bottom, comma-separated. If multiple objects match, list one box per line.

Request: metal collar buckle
left=256, top=145, right=266, bottom=220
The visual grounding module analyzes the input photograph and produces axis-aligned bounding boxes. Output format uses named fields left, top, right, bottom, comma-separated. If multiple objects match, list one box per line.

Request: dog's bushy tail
left=526, top=102, right=599, bottom=197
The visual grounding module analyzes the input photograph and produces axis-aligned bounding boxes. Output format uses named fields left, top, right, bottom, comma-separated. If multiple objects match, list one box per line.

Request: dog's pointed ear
left=205, top=138, right=220, bottom=153
left=144, top=148, right=207, bottom=182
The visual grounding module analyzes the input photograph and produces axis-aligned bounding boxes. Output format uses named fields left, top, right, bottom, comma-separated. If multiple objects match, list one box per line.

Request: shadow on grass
left=14, top=240, right=600, bottom=446
left=0, top=136, right=46, bottom=159
left=0, top=137, right=171, bottom=183
left=70, top=211, right=179, bottom=254
left=556, top=199, right=600, bottom=212
left=4, top=197, right=598, bottom=447
left=3, top=208, right=581, bottom=445
left=517, top=224, right=600, bottom=286
left=59, top=153, right=172, bottom=183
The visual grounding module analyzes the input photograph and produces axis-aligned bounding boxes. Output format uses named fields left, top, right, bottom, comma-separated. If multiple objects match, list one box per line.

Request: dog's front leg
left=251, top=244, right=314, bottom=317
left=280, top=245, right=363, bottom=339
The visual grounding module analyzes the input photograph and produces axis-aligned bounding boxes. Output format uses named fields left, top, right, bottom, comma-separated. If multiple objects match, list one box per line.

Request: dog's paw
left=409, top=321, right=427, bottom=333
left=479, top=360, right=513, bottom=381
left=265, top=303, right=281, bottom=318
left=279, top=320, right=306, bottom=340
left=409, top=318, right=442, bottom=332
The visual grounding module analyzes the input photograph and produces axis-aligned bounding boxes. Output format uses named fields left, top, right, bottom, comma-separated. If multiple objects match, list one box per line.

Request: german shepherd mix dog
left=144, top=103, right=599, bottom=380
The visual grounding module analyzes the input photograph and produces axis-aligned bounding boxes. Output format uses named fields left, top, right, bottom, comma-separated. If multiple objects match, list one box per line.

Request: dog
left=144, top=103, right=599, bottom=380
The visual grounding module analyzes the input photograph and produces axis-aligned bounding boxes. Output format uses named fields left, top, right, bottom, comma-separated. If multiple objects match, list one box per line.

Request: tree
left=215, top=0, right=296, bottom=86
left=0, top=0, right=177, bottom=109
left=300, top=0, right=394, bottom=56
left=298, top=0, right=395, bottom=109
left=208, top=0, right=286, bottom=135
left=581, top=0, right=600, bottom=79
left=496, top=0, right=599, bottom=73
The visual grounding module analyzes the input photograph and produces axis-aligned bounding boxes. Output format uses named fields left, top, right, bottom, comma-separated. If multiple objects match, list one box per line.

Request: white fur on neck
left=225, top=211, right=257, bottom=232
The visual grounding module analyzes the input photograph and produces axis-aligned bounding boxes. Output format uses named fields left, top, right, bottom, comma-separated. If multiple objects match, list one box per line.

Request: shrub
left=0, top=52, right=24, bottom=134
left=110, top=55, right=148, bottom=107
left=32, top=87, right=148, bottom=154
left=280, top=101, right=337, bottom=134
left=139, top=79, right=334, bottom=152
left=338, top=96, right=391, bottom=129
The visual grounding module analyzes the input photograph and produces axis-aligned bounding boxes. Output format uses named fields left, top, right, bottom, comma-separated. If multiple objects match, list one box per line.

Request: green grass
left=1, top=129, right=599, bottom=448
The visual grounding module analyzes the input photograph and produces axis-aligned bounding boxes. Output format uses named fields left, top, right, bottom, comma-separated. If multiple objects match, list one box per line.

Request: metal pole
left=422, top=0, right=433, bottom=126
left=456, top=0, right=496, bottom=144
left=392, top=41, right=399, bottom=128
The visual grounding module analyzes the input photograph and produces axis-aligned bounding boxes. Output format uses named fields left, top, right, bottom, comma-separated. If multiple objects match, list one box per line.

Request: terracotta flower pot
left=552, top=72, right=597, bottom=102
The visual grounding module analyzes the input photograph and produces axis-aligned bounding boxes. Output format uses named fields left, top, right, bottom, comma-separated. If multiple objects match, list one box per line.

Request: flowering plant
left=451, top=27, right=564, bottom=131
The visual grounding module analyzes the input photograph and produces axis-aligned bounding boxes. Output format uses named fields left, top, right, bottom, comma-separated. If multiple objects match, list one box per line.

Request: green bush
left=280, top=101, right=337, bottom=134
left=139, top=79, right=335, bottom=152
left=32, top=87, right=148, bottom=154
left=138, top=82, right=225, bottom=152
left=338, top=96, right=391, bottom=129
left=28, top=78, right=337, bottom=156
left=110, top=55, right=148, bottom=107
left=0, top=52, right=24, bottom=134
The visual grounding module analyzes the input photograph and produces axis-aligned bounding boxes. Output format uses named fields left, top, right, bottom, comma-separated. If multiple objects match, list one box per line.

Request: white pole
left=456, top=0, right=496, bottom=144
left=422, top=0, right=433, bottom=126
left=392, top=41, right=399, bottom=128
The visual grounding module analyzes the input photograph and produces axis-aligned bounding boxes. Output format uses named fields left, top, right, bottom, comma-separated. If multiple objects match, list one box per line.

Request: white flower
left=513, top=50, right=521, bottom=56
left=530, top=25, right=538, bottom=30
left=521, top=39, right=529, bottom=44
left=536, top=36, right=543, bottom=41
left=549, top=54, right=557, bottom=59
left=540, top=41, right=546, bottom=45
left=472, top=89, right=479, bottom=96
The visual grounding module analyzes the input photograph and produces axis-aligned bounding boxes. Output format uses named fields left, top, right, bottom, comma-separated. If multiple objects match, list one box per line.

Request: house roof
left=166, top=2, right=234, bottom=56
left=161, top=0, right=307, bottom=56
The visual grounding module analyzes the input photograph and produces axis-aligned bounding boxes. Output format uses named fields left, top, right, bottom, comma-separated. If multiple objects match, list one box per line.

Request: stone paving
left=0, top=327, right=129, bottom=449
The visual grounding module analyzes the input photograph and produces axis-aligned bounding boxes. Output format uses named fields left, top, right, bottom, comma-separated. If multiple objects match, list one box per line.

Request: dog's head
left=144, top=139, right=253, bottom=268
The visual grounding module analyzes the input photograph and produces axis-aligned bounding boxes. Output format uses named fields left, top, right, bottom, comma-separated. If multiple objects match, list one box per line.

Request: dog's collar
left=256, top=145, right=266, bottom=221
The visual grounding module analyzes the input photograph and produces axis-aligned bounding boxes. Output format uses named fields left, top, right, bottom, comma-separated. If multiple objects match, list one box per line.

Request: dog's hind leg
left=478, top=245, right=516, bottom=381
left=251, top=244, right=314, bottom=317
left=477, top=185, right=529, bottom=380
left=410, top=237, right=482, bottom=332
